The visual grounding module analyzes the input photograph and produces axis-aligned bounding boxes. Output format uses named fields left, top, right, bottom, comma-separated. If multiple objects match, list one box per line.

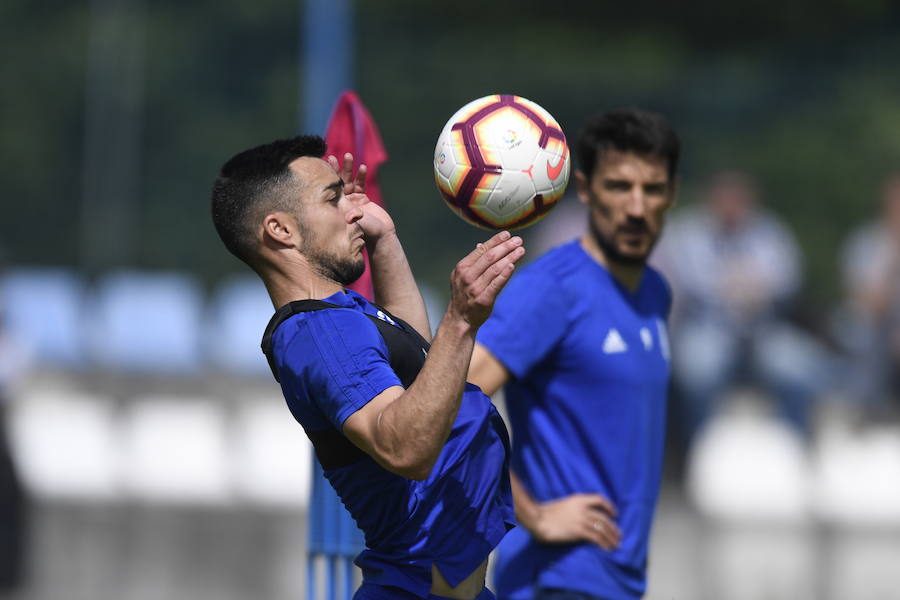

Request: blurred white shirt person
left=654, top=170, right=828, bottom=441
left=837, top=175, right=900, bottom=415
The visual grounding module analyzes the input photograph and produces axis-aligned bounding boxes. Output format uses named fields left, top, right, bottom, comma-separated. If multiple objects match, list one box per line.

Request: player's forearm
left=372, top=314, right=475, bottom=479
left=363, top=231, right=524, bottom=479
left=468, top=343, right=510, bottom=397
left=510, top=470, right=542, bottom=532
left=367, top=232, right=432, bottom=342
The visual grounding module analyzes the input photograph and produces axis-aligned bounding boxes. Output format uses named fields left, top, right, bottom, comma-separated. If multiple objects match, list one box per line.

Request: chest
left=553, top=292, right=670, bottom=388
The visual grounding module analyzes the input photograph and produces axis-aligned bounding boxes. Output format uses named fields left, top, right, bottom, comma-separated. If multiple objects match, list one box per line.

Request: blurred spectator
left=0, top=278, right=28, bottom=592
left=654, top=170, right=829, bottom=442
left=836, top=174, right=900, bottom=417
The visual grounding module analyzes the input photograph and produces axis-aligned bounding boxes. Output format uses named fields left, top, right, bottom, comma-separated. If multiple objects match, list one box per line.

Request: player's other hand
left=447, top=231, right=525, bottom=330
left=529, top=493, right=621, bottom=551
left=327, top=152, right=395, bottom=243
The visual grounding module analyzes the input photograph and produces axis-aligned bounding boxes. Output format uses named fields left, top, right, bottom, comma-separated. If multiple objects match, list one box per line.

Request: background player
left=468, top=109, right=680, bottom=600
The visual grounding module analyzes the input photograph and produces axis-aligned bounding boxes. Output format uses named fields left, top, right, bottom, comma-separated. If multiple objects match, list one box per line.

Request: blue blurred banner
left=302, top=0, right=353, bottom=134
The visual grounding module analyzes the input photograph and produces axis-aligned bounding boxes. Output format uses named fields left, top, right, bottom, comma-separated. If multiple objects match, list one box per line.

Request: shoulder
left=489, top=240, right=585, bottom=318
left=478, top=241, right=586, bottom=375
left=524, top=239, right=584, bottom=274
left=514, top=240, right=586, bottom=290
left=272, top=304, right=385, bottom=363
left=267, top=300, right=402, bottom=429
left=485, top=241, right=588, bottom=326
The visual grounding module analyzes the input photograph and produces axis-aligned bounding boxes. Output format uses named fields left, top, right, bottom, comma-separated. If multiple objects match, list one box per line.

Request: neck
left=579, top=233, right=645, bottom=292
left=260, top=260, right=345, bottom=310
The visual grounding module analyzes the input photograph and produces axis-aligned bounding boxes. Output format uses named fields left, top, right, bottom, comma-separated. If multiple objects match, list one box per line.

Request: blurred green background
left=3, top=0, right=899, bottom=308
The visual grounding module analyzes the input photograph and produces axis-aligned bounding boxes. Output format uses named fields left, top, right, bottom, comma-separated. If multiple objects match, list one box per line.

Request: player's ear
left=261, top=211, right=300, bottom=249
left=574, top=170, right=590, bottom=206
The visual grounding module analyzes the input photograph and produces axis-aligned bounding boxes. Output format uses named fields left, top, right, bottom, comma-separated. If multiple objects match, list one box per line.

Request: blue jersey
left=477, top=240, right=671, bottom=600
left=267, top=290, right=515, bottom=598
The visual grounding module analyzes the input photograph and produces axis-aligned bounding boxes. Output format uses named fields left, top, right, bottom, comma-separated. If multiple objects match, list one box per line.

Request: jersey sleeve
left=476, top=263, right=571, bottom=379
left=275, top=309, right=402, bottom=429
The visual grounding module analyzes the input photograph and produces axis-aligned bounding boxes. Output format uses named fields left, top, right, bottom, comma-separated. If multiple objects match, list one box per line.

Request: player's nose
left=625, top=191, right=647, bottom=218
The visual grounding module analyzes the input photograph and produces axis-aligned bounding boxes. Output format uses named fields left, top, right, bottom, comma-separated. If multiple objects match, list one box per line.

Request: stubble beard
left=589, top=217, right=655, bottom=268
left=306, top=246, right=366, bottom=286
left=315, top=253, right=365, bottom=286
left=300, top=226, right=366, bottom=286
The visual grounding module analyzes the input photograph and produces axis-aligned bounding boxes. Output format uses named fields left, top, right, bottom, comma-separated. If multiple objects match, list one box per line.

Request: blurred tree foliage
left=1, top=0, right=898, bottom=310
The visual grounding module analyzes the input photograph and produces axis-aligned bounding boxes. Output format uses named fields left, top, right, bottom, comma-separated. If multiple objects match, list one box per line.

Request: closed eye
left=322, top=179, right=343, bottom=205
left=604, top=180, right=632, bottom=192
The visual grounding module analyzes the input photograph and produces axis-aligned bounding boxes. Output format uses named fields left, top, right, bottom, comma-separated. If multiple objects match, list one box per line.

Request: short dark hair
left=210, top=135, right=327, bottom=267
left=575, top=108, right=680, bottom=181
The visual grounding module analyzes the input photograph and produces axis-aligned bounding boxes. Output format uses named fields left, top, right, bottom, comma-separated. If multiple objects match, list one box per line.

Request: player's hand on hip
left=447, top=231, right=524, bottom=329
left=531, top=493, right=621, bottom=551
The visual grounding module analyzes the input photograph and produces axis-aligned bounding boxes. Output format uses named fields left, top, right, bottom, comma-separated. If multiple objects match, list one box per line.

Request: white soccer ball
left=433, top=94, right=570, bottom=230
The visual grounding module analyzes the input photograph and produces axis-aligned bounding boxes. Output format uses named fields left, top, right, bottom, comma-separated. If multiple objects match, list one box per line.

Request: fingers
left=448, top=231, right=524, bottom=327
left=483, top=259, right=516, bottom=296
left=326, top=153, right=367, bottom=193
left=327, top=154, right=339, bottom=171
left=533, top=495, right=621, bottom=550
left=457, top=231, right=513, bottom=270
left=468, top=243, right=525, bottom=302
left=354, top=163, right=367, bottom=192
left=458, top=231, right=513, bottom=270
left=580, top=493, right=618, bottom=518
left=455, top=235, right=524, bottom=303
left=340, top=152, right=354, bottom=184
left=582, top=512, right=621, bottom=550
left=575, top=494, right=620, bottom=550
left=471, top=235, right=524, bottom=277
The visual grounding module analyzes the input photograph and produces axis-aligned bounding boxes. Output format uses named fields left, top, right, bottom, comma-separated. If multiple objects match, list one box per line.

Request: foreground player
left=469, top=109, right=680, bottom=600
left=210, top=136, right=520, bottom=600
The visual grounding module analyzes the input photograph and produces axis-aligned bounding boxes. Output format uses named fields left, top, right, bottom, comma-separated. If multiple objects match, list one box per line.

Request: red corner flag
left=324, top=90, right=388, bottom=301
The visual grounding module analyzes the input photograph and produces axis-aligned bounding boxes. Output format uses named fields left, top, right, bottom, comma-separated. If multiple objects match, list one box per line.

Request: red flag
left=324, top=90, right=388, bottom=301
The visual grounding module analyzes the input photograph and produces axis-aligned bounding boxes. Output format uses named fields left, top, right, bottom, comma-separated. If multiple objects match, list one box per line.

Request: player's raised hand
left=448, top=231, right=525, bottom=329
left=528, top=493, right=621, bottom=551
left=328, top=152, right=367, bottom=196
left=328, top=152, right=395, bottom=242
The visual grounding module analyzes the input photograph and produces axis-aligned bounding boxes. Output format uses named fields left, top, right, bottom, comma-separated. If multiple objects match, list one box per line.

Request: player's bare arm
left=468, top=340, right=621, bottom=549
left=343, top=231, right=525, bottom=480
left=468, top=343, right=511, bottom=396
left=329, top=152, right=433, bottom=341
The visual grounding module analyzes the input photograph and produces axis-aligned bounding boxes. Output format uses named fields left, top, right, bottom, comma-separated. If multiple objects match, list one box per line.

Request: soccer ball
left=433, top=94, right=570, bottom=230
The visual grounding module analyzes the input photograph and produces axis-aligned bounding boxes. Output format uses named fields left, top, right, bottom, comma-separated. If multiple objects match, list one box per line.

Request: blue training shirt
left=268, top=290, right=515, bottom=598
left=477, top=240, right=671, bottom=600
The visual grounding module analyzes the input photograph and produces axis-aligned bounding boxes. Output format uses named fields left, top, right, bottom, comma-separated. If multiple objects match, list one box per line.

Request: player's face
left=576, top=150, right=674, bottom=266
left=289, top=157, right=366, bottom=285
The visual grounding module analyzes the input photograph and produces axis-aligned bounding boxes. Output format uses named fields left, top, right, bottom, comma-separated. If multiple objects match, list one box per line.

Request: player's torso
left=504, top=257, right=672, bottom=585
left=268, top=294, right=514, bottom=594
left=507, top=258, right=671, bottom=503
